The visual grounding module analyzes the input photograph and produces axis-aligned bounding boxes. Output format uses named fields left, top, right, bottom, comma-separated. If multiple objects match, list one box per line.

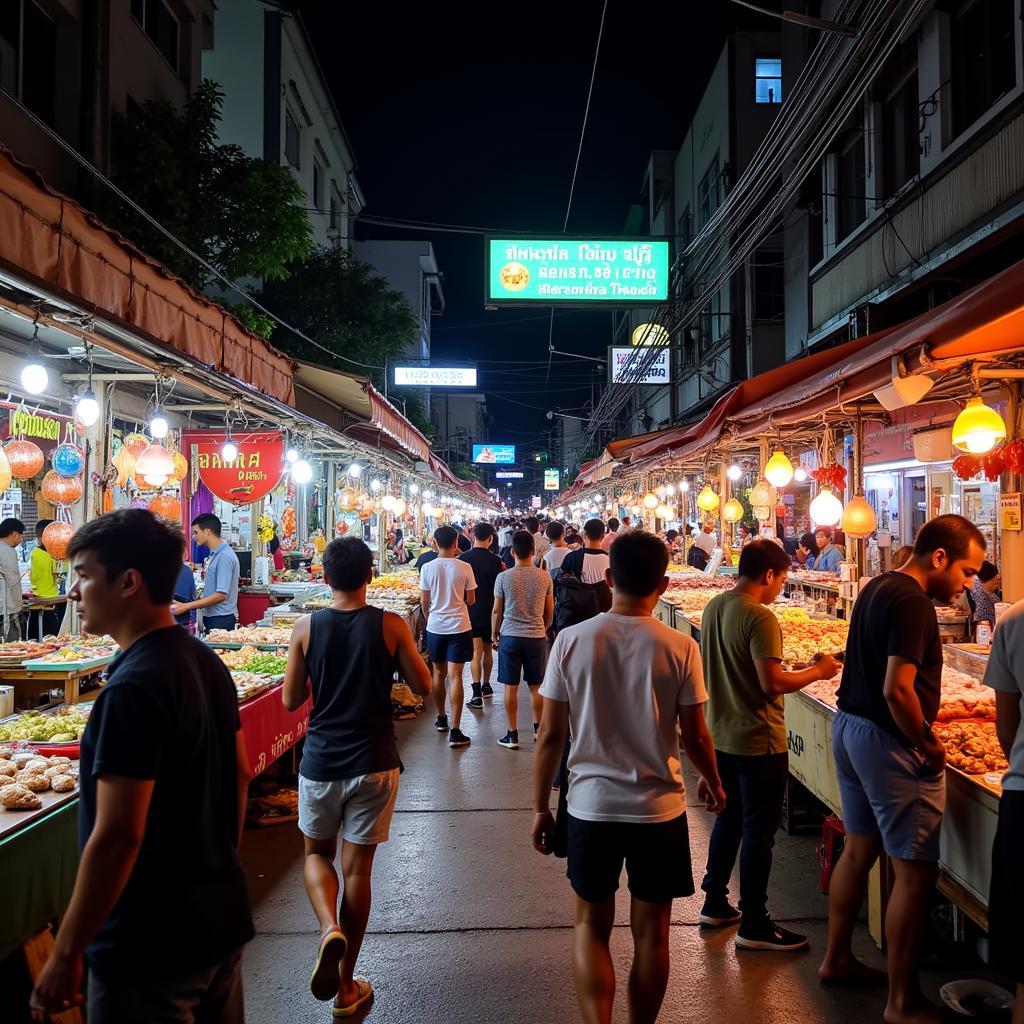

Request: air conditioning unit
left=912, top=427, right=953, bottom=464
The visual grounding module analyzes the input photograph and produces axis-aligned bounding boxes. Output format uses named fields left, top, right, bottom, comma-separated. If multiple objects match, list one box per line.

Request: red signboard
left=0, top=402, right=76, bottom=457
left=238, top=684, right=311, bottom=774
left=194, top=431, right=285, bottom=505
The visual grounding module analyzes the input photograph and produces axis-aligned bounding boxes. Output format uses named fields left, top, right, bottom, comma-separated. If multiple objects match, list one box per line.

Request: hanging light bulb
left=642, top=492, right=659, bottom=509
left=292, top=458, right=313, bottom=484
left=794, top=467, right=808, bottom=482
left=842, top=492, right=877, bottom=539
left=21, top=335, right=48, bottom=396
left=764, top=449, right=794, bottom=488
left=149, top=407, right=169, bottom=440
left=654, top=503, right=671, bottom=519
left=810, top=489, right=844, bottom=527
left=74, top=388, right=100, bottom=427
left=410, top=483, right=420, bottom=495
left=370, top=479, right=382, bottom=492
left=347, top=463, right=362, bottom=478
left=393, top=498, right=407, bottom=516
left=665, top=484, right=675, bottom=495
left=722, top=497, right=744, bottom=523
left=951, top=396, right=1007, bottom=454
left=381, top=494, right=397, bottom=511
left=727, top=464, right=743, bottom=482
left=680, top=480, right=690, bottom=492
left=696, top=485, right=720, bottom=512
left=286, top=447, right=300, bottom=464
left=221, top=436, right=238, bottom=462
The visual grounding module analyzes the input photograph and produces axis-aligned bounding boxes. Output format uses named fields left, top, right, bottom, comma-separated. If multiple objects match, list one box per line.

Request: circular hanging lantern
left=0, top=446, right=11, bottom=494
left=41, top=470, right=83, bottom=506
left=393, top=498, right=407, bottom=517
left=810, top=489, right=844, bottom=527
left=51, top=443, right=85, bottom=478
left=654, top=503, right=671, bottom=519
left=338, top=487, right=358, bottom=511
left=764, top=450, right=794, bottom=488
left=752, top=505, right=772, bottom=522
left=841, top=492, right=877, bottom=539
left=121, top=432, right=149, bottom=458
left=169, top=449, right=188, bottom=484
left=381, top=494, right=397, bottom=511
left=951, top=397, right=1007, bottom=454
left=722, top=498, right=744, bottom=523
left=42, top=520, right=74, bottom=560
left=696, top=485, right=720, bottom=512
left=5, top=438, right=45, bottom=480
left=135, top=444, right=174, bottom=487
left=148, top=493, right=181, bottom=522
left=749, top=478, right=774, bottom=508
left=630, top=504, right=642, bottom=516
left=642, top=492, right=659, bottom=509
left=112, top=447, right=137, bottom=488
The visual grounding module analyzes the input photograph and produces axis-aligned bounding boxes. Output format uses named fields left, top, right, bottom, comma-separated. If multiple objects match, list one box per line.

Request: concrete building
left=0, top=0, right=215, bottom=194
left=429, top=391, right=489, bottom=468
left=202, top=0, right=363, bottom=251
left=353, top=240, right=445, bottom=364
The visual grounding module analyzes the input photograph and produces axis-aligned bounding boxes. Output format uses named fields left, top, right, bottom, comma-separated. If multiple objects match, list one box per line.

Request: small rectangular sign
left=544, top=468, right=560, bottom=490
left=531, top=495, right=542, bottom=509
left=394, top=366, right=477, bottom=388
left=1000, top=492, right=1022, bottom=531
left=608, top=346, right=671, bottom=385
left=486, top=238, right=670, bottom=306
left=473, top=444, right=516, bottom=465
left=495, top=470, right=524, bottom=479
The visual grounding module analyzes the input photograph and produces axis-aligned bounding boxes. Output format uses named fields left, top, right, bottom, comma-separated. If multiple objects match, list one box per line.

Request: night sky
left=297, top=0, right=770, bottom=463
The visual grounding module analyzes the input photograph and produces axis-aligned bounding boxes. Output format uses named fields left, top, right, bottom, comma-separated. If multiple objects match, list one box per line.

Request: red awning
left=366, top=391, right=431, bottom=462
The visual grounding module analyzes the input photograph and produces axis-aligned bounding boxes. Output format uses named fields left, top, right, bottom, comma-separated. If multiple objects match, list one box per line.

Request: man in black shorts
left=459, top=522, right=504, bottom=709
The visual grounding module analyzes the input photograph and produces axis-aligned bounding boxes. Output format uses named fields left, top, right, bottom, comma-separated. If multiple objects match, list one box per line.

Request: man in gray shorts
left=284, top=538, right=431, bottom=1015
left=819, top=515, right=985, bottom=1024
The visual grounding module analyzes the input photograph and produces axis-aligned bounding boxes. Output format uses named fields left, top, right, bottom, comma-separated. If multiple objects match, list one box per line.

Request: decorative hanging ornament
left=148, top=494, right=181, bottom=522
left=810, top=489, right=844, bottom=527
left=0, top=446, right=11, bottom=493
left=42, top=519, right=74, bottom=560
left=951, top=397, right=1007, bottom=455
left=112, top=447, right=137, bottom=488
left=841, top=492, right=877, bottom=539
left=121, top=432, right=149, bottom=458
left=696, top=486, right=720, bottom=512
left=381, top=494, right=397, bottom=511
left=764, top=450, right=794, bottom=488
left=393, top=498, right=407, bottom=517
left=654, top=503, right=671, bottom=520
left=749, top=478, right=774, bottom=508
left=40, top=470, right=83, bottom=506
left=5, top=438, right=45, bottom=480
left=722, top=498, right=744, bottom=523
left=169, top=449, right=189, bottom=484
left=51, top=442, right=85, bottom=478
left=134, top=443, right=175, bottom=487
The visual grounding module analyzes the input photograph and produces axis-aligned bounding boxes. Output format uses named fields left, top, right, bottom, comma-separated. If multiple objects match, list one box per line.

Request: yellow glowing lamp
left=842, top=492, right=877, bottom=539
left=655, top=503, right=671, bottom=519
left=722, top=498, right=744, bottom=523
left=696, top=485, right=720, bottom=512
left=749, top=478, right=773, bottom=508
left=951, top=397, right=1006, bottom=454
left=764, top=450, right=794, bottom=488
left=642, top=492, right=659, bottom=509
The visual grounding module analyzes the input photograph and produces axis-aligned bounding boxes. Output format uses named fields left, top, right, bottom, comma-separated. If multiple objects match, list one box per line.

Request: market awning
left=0, top=145, right=295, bottom=404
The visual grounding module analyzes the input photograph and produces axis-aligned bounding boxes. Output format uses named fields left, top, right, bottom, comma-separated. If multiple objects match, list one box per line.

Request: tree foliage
left=101, top=80, right=312, bottom=288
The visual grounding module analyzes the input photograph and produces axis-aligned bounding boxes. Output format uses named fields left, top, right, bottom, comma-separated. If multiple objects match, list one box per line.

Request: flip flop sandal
left=332, top=977, right=374, bottom=1018
left=310, top=929, right=347, bottom=1001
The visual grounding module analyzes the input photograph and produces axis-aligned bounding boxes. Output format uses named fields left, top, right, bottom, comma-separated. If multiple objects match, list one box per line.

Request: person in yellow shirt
left=29, top=520, right=63, bottom=638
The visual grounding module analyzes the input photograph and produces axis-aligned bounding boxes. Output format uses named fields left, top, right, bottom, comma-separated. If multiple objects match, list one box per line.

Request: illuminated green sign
left=486, top=238, right=671, bottom=305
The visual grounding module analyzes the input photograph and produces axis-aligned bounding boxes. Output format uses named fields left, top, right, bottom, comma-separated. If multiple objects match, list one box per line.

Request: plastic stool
left=818, top=814, right=847, bottom=894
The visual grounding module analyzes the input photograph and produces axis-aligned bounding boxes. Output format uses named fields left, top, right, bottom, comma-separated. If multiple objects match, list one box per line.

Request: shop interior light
left=722, top=497, right=744, bottom=523
left=655, top=503, right=672, bottom=519
left=642, top=492, right=659, bottom=509
left=21, top=332, right=48, bottom=396
left=951, top=396, right=1007, bottom=454
left=794, top=467, right=808, bottom=482
left=665, top=484, right=675, bottom=495
left=291, top=458, right=313, bottom=485
left=764, top=449, right=794, bottom=488
left=696, top=485, right=720, bottom=512
left=286, top=447, right=300, bottom=464
left=809, top=489, right=843, bottom=527
left=74, top=388, right=100, bottom=427
left=347, top=463, right=362, bottom=478
left=680, top=480, right=690, bottom=492
left=409, top=483, right=420, bottom=495
left=149, top=408, right=169, bottom=440
left=726, top=464, right=743, bottom=482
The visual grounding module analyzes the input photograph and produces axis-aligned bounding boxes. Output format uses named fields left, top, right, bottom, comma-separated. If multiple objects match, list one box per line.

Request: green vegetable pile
left=242, top=653, right=288, bottom=676
left=0, top=709, right=90, bottom=743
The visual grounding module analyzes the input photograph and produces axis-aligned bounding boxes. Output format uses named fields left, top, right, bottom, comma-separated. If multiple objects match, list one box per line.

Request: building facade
left=429, top=391, right=489, bottom=468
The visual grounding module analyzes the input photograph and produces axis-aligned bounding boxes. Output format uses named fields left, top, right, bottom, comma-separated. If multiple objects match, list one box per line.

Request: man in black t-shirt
left=559, top=519, right=613, bottom=613
left=30, top=510, right=254, bottom=1024
left=819, top=515, right=985, bottom=1024
left=460, top=522, right=504, bottom=707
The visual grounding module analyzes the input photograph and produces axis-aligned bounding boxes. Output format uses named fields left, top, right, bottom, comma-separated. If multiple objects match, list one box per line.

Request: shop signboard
left=1000, top=493, right=1022, bottom=531
left=486, top=238, right=670, bottom=306
left=394, top=366, right=478, bottom=388
left=495, top=470, right=523, bottom=479
left=473, top=444, right=515, bottom=465
left=195, top=432, right=285, bottom=506
left=608, top=346, right=671, bottom=385
left=0, top=402, right=74, bottom=457
left=531, top=495, right=542, bottom=509
left=544, top=468, right=560, bottom=490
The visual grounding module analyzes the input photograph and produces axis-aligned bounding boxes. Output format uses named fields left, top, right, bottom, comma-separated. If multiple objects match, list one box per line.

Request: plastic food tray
left=20, top=654, right=115, bottom=672
left=207, top=642, right=289, bottom=651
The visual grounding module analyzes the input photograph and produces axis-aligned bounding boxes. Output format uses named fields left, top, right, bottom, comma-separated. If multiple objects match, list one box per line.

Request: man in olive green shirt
left=699, top=540, right=838, bottom=951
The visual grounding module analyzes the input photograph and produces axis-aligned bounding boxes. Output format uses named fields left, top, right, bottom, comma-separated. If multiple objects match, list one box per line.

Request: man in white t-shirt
left=541, top=521, right=570, bottom=578
left=420, top=525, right=477, bottom=749
left=694, top=521, right=718, bottom=556
left=533, top=530, right=726, bottom=1024
left=526, top=516, right=550, bottom=566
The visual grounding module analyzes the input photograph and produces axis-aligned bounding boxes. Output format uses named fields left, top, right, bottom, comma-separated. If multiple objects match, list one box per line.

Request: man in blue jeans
left=700, top=540, right=838, bottom=950
left=172, top=514, right=240, bottom=632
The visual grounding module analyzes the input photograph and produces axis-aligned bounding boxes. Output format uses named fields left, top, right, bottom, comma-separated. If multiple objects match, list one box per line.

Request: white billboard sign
left=394, top=366, right=478, bottom=388
left=608, top=346, right=671, bottom=385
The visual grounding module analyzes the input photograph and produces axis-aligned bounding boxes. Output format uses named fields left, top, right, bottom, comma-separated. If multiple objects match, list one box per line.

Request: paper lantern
left=42, top=520, right=73, bottom=560
left=696, top=486, right=720, bottom=512
left=0, top=446, right=11, bottom=493
left=169, top=449, right=188, bottom=484
left=135, top=443, right=174, bottom=487
left=654, top=503, right=671, bottom=519
left=112, top=447, right=137, bottom=487
left=752, top=505, right=772, bottom=522
left=51, top=443, right=85, bottom=478
left=381, top=494, right=397, bottom=511
left=764, top=450, right=794, bottom=488
left=41, top=470, right=83, bottom=506
left=5, top=439, right=45, bottom=479
left=722, top=498, right=744, bottom=522
left=642, top=492, right=659, bottom=509
left=810, top=489, right=844, bottom=527
left=749, top=478, right=774, bottom=508
left=841, top=493, right=877, bottom=539
left=148, top=493, right=181, bottom=521
left=951, top=397, right=1006, bottom=454
left=393, top=498, right=407, bottom=517
left=121, top=432, right=149, bottom=458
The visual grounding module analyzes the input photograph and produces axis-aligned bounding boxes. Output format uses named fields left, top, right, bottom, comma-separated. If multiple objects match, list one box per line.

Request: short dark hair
left=36, top=519, right=54, bottom=537
left=607, top=517, right=620, bottom=532
left=913, top=514, right=986, bottom=562
left=191, top=513, right=222, bottom=537
left=68, top=509, right=183, bottom=604
left=473, top=522, right=494, bottom=542
left=511, top=530, right=535, bottom=559
left=666, top=530, right=679, bottom=543
left=545, top=521, right=564, bottom=541
left=434, top=525, right=458, bottom=549
left=525, top=516, right=539, bottom=534
left=565, top=532, right=582, bottom=546
left=799, top=532, right=816, bottom=550
left=0, top=517, right=25, bottom=538
left=978, top=560, right=999, bottom=583
left=609, top=530, right=668, bottom=596
left=323, top=537, right=373, bottom=591
left=583, top=518, right=605, bottom=542
left=738, top=538, right=791, bottom=579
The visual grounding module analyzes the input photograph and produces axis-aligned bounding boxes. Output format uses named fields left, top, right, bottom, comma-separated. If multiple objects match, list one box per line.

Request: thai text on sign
left=194, top=431, right=285, bottom=505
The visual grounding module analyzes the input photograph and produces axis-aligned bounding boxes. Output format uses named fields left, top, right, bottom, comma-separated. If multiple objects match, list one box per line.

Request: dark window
left=699, top=288, right=725, bottom=357
left=131, top=0, right=179, bottom=73
left=312, top=158, right=323, bottom=209
left=807, top=166, right=824, bottom=267
left=0, top=1, right=56, bottom=126
left=284, top=109, right=301, bottom=169
left=753, top=248, right=785, bottom=321
left=329, top=183, right=341, bottom=230
left=951, top=0, right=1016, bottom=138
left=881, top=52, right=920, bottom=197
left=755, top=57, right=782, bottom=104
left=834, top=114, right=865, bottom=243
left=697, top=154, right=720, bottom=229
left=677, top=205, right=691, bottom=249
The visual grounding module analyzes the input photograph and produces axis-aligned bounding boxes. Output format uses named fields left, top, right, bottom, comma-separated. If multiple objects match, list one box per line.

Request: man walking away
left=600, top=518, right=619, bottom=552
left=173, top=514, right=240, bottom=632
left=985, top=597, right=1024, bottom=1024
left=533, top=530, right=725, bottom=1024
left=283, top=537, right=430, bottom=1014
left=526, top=515, right=550, bottom=566
left=497, top=518, right=514, bottom=549
left=30, top=510, right=253, bottom=1023
left=0, top=517, right=25, bottom=642
left=492, top=530, right=553, bottom=749
left=460, top=522, right=504, bottom=709
left=542, top=521, right=570, bottom=579
left=558, top=519, right=612, bottom=614
left=700, top=540, right=838, bottom=950
left=819, top=515, right=985, bottom=1024
left=420, top=525, right=477, bottom=748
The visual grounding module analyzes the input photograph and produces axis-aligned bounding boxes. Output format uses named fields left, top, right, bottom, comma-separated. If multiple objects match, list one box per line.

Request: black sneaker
left=698, top=900, right=741, bottom=927
left=449, top=728, right=471, bottom=748
left=736, top=921, right=808, bottom=951
left=465, top=695, right=484, bottom=710
left=434, top=714, right=449, bottom=732
left=481, top=683, right=494, bottom=698
left=498, top=730, right=519, bottom=749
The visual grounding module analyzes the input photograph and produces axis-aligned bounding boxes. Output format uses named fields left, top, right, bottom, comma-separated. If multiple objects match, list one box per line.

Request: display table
left=0, top=661, right=110, bottom=709
left=21, top=597, right=68, bottom=640
left=237, top=682, right=311, bottom=776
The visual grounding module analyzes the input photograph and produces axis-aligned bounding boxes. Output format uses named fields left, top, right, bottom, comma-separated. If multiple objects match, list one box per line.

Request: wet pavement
left=239, top=683, right=974, bottom=1023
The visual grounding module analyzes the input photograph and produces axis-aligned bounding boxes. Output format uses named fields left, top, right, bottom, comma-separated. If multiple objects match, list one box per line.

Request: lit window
left=755, top=58, right=782, bottom=104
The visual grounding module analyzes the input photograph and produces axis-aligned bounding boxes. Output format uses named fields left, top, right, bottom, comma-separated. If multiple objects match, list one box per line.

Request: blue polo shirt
left=205, top=541, right=239, bottom=619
